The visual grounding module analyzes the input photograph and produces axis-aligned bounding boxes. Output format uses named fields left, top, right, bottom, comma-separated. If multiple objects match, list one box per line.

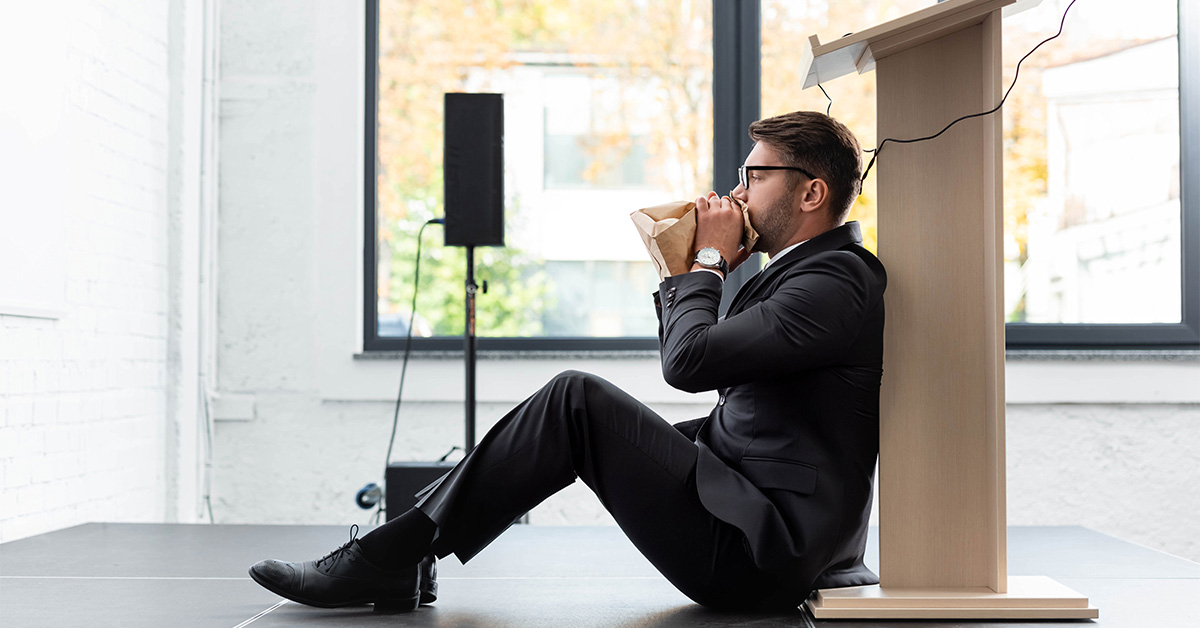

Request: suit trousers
left=413, top=370, right=793, bottom=610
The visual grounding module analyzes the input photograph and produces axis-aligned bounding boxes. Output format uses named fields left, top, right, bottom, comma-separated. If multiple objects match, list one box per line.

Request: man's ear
left=798, top=178, right=830, bottom=214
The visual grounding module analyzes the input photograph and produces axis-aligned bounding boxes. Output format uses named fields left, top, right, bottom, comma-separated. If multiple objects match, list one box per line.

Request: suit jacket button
left=718, top=395, right=726, bottom=406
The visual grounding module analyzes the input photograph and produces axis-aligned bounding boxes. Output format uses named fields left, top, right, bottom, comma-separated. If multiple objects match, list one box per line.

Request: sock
left=357, top=508, right=438, bottom=570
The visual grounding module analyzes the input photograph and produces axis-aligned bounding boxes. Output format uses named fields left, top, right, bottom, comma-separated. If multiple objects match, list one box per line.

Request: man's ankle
left=357, top=508, right=437, bottom=570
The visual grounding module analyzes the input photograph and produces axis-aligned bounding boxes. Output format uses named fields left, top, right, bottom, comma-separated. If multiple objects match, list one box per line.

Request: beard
left=748, top=191, right=796, bottom=256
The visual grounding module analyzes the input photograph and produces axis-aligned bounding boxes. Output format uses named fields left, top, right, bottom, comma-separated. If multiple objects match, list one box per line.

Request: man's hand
left=693, top=192, right=752, bottom=276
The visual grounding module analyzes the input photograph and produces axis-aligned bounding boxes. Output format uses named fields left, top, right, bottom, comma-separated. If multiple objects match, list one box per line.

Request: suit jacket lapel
left=727, top=222, right=863, bottom=314
left=726, top=267, right=765, bottom=314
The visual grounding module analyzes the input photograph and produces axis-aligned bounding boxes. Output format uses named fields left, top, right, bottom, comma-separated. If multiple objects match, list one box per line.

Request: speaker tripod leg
left=464, top=244, right=477, bottom=452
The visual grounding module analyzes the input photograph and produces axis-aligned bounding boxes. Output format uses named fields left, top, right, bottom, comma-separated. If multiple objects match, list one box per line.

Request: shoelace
left=314, top=524, right=360, bottom=568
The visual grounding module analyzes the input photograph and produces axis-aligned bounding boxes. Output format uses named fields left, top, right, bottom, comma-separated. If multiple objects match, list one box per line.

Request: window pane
left=376, top=1, right=713, bottom=339
left=761, top=0, right=1182, bottom=325
left=1005, top=0, right=1180, bottom=324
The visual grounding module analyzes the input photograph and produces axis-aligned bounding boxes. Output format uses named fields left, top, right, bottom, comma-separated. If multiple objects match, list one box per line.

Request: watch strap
left=694, top=247, right=729, bottom=276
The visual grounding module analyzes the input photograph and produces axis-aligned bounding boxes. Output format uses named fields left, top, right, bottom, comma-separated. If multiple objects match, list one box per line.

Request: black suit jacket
left=654, top=221, right=886, bottom=595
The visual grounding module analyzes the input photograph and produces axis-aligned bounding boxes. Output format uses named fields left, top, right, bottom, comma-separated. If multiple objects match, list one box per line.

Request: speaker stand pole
left=464, top=245, right=477, bottom=452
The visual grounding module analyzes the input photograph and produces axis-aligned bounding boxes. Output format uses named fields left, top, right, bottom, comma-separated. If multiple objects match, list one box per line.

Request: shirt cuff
left=692, top=268, right=725, bottom=280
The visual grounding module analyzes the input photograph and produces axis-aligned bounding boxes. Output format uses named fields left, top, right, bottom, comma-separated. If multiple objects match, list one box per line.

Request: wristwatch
left=694, top=247, right=729, bottom=276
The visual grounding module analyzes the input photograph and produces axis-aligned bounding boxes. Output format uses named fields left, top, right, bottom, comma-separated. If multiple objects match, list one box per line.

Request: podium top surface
left=800, top=0, right=1024, bottom=88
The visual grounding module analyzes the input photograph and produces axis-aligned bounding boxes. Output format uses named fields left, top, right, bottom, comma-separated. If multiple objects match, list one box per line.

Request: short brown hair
left=748, top=111, right=862, bottom=221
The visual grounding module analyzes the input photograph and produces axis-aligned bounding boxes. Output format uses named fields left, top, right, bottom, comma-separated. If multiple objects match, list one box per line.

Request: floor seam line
left=437, top=576, right=663, bottom=580
left=0, top=574, right=667, bottom=580
left=231, top=599, right=287, bottom=628
left=0, top=575, right=251, bottom=580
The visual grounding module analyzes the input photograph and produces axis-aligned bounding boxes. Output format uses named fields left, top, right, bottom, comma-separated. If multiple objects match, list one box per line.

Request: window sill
left=346, top=350, right=1199, bottom=405
left=1006, top=349, right=1200, bottom=362
left=355, top=348, right=1200, bottom=362
left=355, top=349, right=660, bottom=361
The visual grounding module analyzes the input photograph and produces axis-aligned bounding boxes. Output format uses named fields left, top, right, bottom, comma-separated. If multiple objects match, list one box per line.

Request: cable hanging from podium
left=859, top=0, right=1079, bottom=182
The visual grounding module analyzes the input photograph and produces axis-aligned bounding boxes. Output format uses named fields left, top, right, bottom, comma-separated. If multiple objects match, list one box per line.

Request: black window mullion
left=364, top=0, right=382, bottom=352
left=714, top=0, right=762, bottom=317
left=1177, top=0, right=1200, bottom=344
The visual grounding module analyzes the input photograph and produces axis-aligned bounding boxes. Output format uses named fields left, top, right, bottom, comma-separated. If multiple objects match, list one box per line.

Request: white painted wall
left=1007, top=400, right=1200, bottom=565
left=2, top=0, right=168, bottom=541
left=0, top=0, right=214, bottom=543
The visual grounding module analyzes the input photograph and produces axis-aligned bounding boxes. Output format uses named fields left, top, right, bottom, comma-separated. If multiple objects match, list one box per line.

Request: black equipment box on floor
left=385, top=461, right=455, bottom=522
left=385, top=460, right=529, bottom=525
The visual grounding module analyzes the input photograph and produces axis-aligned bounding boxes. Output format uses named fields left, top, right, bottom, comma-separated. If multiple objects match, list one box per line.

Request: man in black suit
left=249, top=111, right=887, bottom=613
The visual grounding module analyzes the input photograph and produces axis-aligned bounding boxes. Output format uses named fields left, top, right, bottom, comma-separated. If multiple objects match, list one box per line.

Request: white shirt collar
left=763, top=239, right=809, bottom=269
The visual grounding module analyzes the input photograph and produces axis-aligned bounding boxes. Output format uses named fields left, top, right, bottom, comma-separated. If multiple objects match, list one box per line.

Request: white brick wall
left=0, top=0, right=171, bottom=543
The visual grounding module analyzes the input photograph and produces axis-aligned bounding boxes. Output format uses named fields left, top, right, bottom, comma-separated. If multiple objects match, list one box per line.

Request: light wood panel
left=808, top=576, right=1098, bottom=618
left=981, top=9, right=1008, bottom=595
left=800, top=0, right=1093, bottom=617
left=876, top=18, right=1002, bottom=590
left=799, top=0, right=1015, bottom=88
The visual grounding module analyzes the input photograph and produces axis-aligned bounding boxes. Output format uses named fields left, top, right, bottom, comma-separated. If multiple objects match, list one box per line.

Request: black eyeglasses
left=738, top=165, right=816, bottom=190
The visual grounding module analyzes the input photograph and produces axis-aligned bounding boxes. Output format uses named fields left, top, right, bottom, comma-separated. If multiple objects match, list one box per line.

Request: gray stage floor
left=2, top=523, right=1198, bottom=627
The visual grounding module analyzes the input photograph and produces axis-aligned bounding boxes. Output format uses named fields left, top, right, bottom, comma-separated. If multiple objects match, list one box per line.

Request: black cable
left=372, top=217, right=442, bottom=523
left=200, top=376, right=215, bottom=523
left=860, top=0, right=1078, bottom=181
left=381, top=217, right=444, bottom=486
left=818, top=83, right=833, bottom=115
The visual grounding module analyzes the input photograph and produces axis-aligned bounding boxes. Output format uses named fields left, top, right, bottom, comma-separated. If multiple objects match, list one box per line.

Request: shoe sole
left=248, top=567, right=420, bottom=613
left=419, top=554, right=437, bottom=605
left=420, top=579, right=437, bottom=605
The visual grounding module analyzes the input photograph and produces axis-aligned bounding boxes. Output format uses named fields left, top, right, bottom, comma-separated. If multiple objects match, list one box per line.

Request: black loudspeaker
left=443, top=93, right=505, bottom=247
left=385, top=461, right=455, bottom=521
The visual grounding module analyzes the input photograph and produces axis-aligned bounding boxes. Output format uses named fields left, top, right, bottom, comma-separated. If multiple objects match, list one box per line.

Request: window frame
left=363, top=0, right=1199, bottom=354
left=1006, top=0, right=1198, bottom=349
left=363, top=0, right=760, bottom=353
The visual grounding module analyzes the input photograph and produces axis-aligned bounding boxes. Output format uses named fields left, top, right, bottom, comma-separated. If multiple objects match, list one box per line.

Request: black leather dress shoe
left=418, top=553, right=437, bottom=604
left=249, top=526, right=420, bottom=613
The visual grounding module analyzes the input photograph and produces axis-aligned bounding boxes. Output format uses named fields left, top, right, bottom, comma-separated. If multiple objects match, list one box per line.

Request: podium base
left=807, top=575, right=1098, bottom=619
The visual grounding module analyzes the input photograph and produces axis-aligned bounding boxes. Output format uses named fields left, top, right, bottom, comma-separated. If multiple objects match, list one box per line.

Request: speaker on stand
left=383, top=93, right=507, bottom=522
left=443, top=92, right=505, bottom=453
left=444, top=92, right=505, bottom=250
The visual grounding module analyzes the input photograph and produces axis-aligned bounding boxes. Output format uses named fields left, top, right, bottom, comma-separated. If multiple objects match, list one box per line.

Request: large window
left=366, top=0, right=713, bottom=350
left=760, top=0, right=1197, bottom=348
left=367, top=0, right=1198, bottom=352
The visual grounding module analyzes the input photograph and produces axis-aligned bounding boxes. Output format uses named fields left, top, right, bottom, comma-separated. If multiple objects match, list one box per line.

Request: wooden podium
left=798, top=0, right=1096, bottom=619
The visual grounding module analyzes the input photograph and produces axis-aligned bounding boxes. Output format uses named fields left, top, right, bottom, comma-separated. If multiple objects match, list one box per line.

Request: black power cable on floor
left=373, top=218, right=443, bottom=524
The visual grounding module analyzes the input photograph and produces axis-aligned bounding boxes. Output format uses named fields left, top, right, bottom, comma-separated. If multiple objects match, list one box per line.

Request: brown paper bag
left=630, top=198, right=759, bottom=281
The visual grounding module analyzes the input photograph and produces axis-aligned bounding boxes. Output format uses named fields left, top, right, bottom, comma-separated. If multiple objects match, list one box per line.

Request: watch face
left=698, top=247, right=720, bottom=266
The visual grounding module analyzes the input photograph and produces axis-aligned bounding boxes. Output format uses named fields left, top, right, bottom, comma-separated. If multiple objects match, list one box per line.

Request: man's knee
left=547, top=369, right=599, bottom=392
left=543, top=370, right=623, bottom=417
left=551, top=369, right=592, bottom=382
left=534, top=370, right=592, bottom=412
